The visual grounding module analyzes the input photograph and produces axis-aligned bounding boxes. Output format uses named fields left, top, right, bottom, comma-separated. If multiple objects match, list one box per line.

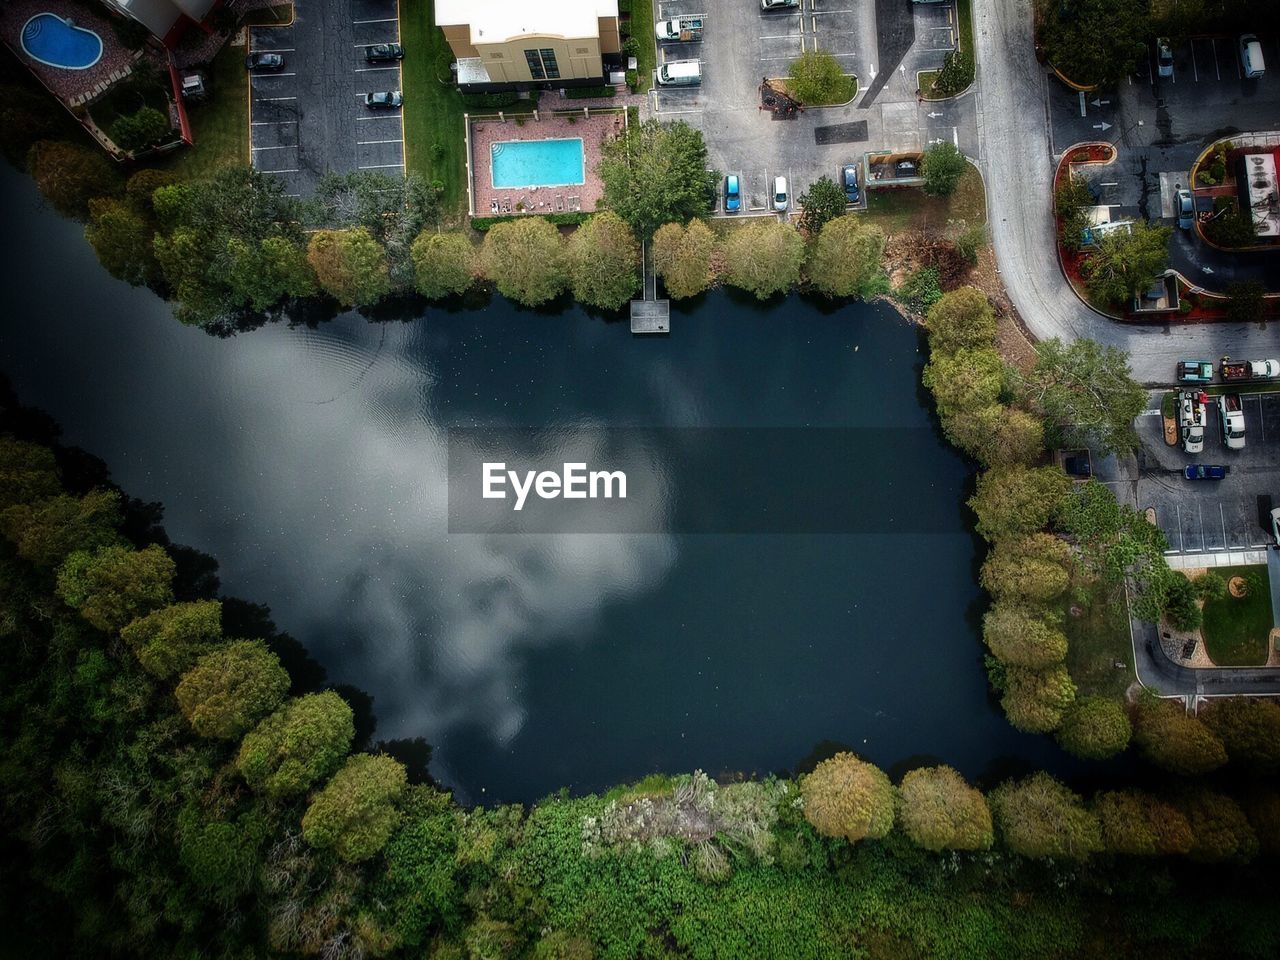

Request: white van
left=773, top=176, right=788, bottom=211
left=657, top=60, right=701, bottom=86
left=1240, top=34, right=1266, bottom=78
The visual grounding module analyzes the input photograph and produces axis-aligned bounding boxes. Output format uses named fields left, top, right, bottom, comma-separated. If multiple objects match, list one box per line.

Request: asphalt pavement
left=972, top=0, right=1280, bottom=387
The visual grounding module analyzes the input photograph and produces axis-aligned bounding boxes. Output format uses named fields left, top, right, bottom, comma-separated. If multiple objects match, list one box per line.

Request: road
left=1132, top=618, right=1280, bottom=698
left=971, top=0, right=1279, bottom=387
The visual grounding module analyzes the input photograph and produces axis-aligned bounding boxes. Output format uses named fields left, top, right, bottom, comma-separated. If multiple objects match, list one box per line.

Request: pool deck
left=0, top=0, right=152, bottom=106
left=469, top=108, right=623, bottom=217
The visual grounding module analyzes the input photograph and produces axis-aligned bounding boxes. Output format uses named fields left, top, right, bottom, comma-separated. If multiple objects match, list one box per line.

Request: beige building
left=436, top=0, right=621, bottom=90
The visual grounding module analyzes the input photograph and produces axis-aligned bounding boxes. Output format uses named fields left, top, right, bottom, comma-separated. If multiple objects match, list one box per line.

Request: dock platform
left=630, top=240, right=670, bottom=334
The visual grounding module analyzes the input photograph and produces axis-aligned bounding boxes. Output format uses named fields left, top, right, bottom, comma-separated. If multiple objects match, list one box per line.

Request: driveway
left=248, top=0, right=405, bottom=197
left=971, top=0, right=1279, bottom=387
left=652, top=0, right=978, bottom=216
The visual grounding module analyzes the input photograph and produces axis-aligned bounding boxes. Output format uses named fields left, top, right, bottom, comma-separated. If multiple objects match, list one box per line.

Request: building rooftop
left=436, top=0, right=617, bottom=44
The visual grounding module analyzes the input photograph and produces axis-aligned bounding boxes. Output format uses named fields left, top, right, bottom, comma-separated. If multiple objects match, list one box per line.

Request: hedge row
left=469, top=212, right=590, bottom=232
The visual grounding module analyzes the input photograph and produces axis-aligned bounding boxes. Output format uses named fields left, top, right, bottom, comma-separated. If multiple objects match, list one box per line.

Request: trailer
left=656, top=16, right=704, bottom=42
left=1176, top=360, right=1213, bottom=383
left=1221, top=358, right=1280, bottom=381
left=1179, top=390, right=1206, bottom=454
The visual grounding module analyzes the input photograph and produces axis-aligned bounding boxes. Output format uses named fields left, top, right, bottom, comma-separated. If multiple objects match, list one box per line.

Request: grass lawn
left=1201, top=565, right=1274, bottom=666
left=1063, top=577, right=1134, bottom=701
left=157, top=40, right=248, bottom=180
left=632, top=0, right=657, bottom=94
left=401, top=1, right=468, bottom=221
left=862, top=163, right=986, bottom=234
left=918, top=0, right=973, bottom=99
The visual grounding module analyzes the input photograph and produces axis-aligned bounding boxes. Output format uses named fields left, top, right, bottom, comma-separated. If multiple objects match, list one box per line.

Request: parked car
left=1218, top=394, right=1246, bottom=450
left=364, top=91, right=403, bottom=109
left=1155, top=37, right=1174, bottom=78
left=1063, top=455, right=1092, bottom=478
left=1176, top=360, right=1214, bottom=383
left=842, top=163, right=860, bottom=203
left=1221, top=358, right=1280, bottom=381
left=1240, top=34, right=1266, bottom=79
left=761, top=0, right=799, bottom=9
left=1272, top=505, right=1280, bottom=546
left=245, top=52, right=285, bottom=71
left=1175, top=187, right=1194, bottom=230
left=773, top=176, right=788, bottom=212
left=365, top=43, right=404, bottom=62
left=1184, top=464, right=1228, bottom=480
left=724, top=175, right=740, bottom=213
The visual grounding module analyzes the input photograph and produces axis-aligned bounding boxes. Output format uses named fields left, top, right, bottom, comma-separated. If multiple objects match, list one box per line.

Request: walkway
left=971, top=0, right=1279, bottom=387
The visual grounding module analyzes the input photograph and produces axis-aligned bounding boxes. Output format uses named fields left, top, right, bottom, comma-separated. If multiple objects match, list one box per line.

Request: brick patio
left=468, top=108, right=625, bottom=217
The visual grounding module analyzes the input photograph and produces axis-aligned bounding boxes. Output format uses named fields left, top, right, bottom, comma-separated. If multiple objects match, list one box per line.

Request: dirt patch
left=1229, top=576, right=1249, bottom=598
left=1163, top=415, right=1178, bottom=446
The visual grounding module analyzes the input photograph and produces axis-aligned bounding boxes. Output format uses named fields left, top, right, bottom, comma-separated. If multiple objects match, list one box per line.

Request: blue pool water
left=21, top=14, right=103, bottom=71
left=491, top=138, right=585, bottom=189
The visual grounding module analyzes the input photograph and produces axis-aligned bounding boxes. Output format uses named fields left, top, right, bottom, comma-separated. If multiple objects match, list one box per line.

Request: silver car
left=1155, top=37, right=1174, bottom=78
left=1175, top=188, right=1194, bottom=230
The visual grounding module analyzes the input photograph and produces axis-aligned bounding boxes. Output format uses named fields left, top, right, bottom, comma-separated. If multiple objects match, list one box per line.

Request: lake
left=0, top=166, right=1079, bottom=803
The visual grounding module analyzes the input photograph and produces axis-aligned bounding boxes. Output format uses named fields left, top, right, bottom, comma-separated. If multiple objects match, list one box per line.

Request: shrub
left=470, top=212, right=588, bottom=231
left=922, top=142, right=966, bottom=197
left=787, top=50, right=854, bottom=105
left=932, top=49, right=974, bottom=96
left=564, top=85, right=616, bottom=99
left=109, top=106, right=172, bottom=153
left=801, top=752, right=895, bottom=842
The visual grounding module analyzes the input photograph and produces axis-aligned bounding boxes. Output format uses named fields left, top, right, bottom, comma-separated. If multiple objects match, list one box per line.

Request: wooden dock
left=630, top=241, right=670, bottom=334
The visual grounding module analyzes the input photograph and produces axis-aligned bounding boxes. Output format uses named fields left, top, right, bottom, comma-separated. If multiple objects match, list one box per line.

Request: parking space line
left=1212, top=38, right=1221, bottom=80
left=353, top=18, right=398, bottom=24
left=252, top=48, right=294, bottom=53
left=255, top=96, right=298, bottom=102
left=251, top=120, right=298, bottom=125
left=1190, top=41, right=1199, bottom=81
left=355, top=66, right=399, bottom=72
left=359, top=162, right=405, bottom=169
left=264, top=168, right=300, bottom=173
left=357, top=138, right=404, bottom=145
left=1198, top=503, right=1206, bottom=549
left=1220, top=503, right=1228, bottom=545
left=252, top=145, right=293, bottom=151
left=1176, top=503, right=1184, bottom=552
left=355, top=115, right=398, bottom=121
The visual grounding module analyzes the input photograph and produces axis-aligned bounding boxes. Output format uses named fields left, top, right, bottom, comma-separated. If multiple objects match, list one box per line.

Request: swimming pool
left=490, top=138, right=585, bottom=189
left=21, top=14, right=103, bottom=70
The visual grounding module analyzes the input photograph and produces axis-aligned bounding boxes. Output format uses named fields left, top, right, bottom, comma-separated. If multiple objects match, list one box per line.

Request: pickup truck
left=656, top=16, right=704, bottom=42
left=1220, top=358, right=1280, bottom=381
left=1179, top=390, right=1206, bottom=454
left=1218, top=394, right=1246, bottom=450
left=1176, top=360, right=1213, bottom=383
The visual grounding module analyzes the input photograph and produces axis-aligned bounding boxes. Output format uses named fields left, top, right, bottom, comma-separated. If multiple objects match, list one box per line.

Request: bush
left=461, top=92, right=520, bottom=109
left=932, top=50, right=975, bottom=96
left=563, top=85, right=617, bottom=99
left=470, top=212, right=588, bottom=232
left=922, top=142, right=967, bottom=197
left=1193, top=571, right=1228, bottom=602
left=109, top=106, right=172, bottom=153
left=1163, top=573, right=1202, bottom=632
left=896, top=267, right=942, bottom=314
left=787, top=50, right=854, bottom=105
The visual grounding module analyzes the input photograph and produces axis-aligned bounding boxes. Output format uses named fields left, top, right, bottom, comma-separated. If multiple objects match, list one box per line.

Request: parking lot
left=650, top=0, right=976, bottom=216
left=1128, top=391, right=1280, bottom=555
left=248, top=0, right=404, bottom=197
left=1046, top=31, right=1280, bottom=291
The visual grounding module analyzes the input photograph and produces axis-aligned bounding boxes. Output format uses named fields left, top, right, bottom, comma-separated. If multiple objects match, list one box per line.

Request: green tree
left=941, top=404, right=1045, bottom=467
left=786, top=50, right=854, bottom=105
left=302, top=753, right=408, bottom=862
left=1054, top=174, right=1095, bottom=253
left=801, top=752, right=895, bottom=843
left=980, top=534, right=1073, bottom=603
left=1202, top=698, right=1280, bottom=775
left=897, top=766, right=993, bottom=851
left=922, top=347, right=1004, bottom=418
left=1162, top=572, right=1202, bottom=632
left=480, top=217, right=568, bottom=306
left=27, top=140, right=123, bottom=220
left=921, top=142, right=967, bottom=197
left=1056, top=696, right=1132, bottom=759
left=598, top=119, right=717, bottom=237
left=0, top=83, right=67, bottom=165
left=797, top=175, right=848, bottom=234
left=566, top=211, right=640, bottom=310
left=652, top=219, right=716, bottom=299
left=0, top=436, right=60, bottom=509
left=411, top=231, right=476, bottom=299
left=237, top=691, right=355, bottom=798
left=1243, top=790, right=1280, bottom=858
left=1023, top=338, right=1147, bottom=455
left=0, top=489, right=122, bottom=568
left=1176, top=787, right=1259, bottom=863
left=125, top=167, right=179, bottom=212
left=1192, top=571, right=1228, bottom=602
left=933, top=49, right=975, bottom=96
left=109, top=107, right=171, bottom=153
left=380, top=787, right=463, bottom=946
left=225, top=235, right=316, bottom=312
left=86, top=197, right=159, bottom=287
left=120, top=600, right=223, bottom=680
left=1034, top=0, right=1150, bottom=86
left=306, top=227, right=390, bottom=307
left=924, top=286, right=995, bottom=354
left=175, top=639, right=290, bottom=739
left=310, top=170, right=438, bottom=287
left=989, top=772, right=1102, bottom=860
left=1224, top=279, right=1265, bottom=325
left=176, top=805, right=267, bottom=906
left=1057, top=480, right=1168, bottom=584
left=56, top=543, right=175, bottom=633
left=969, top=466, right=1072, bottom=542
left=983, top=602, right=1068, bottom=668
left=806, top=214, right=886, bottom=299
left=1080, top=222, right=1172, bottom=307
left=1002, top=664, right=1076, bottom=733
left=1094, top=790, right=1193, bottom=856
left=1132, top=695, right=1227, bottom=775
left=722, top=220, right=805, bottom=300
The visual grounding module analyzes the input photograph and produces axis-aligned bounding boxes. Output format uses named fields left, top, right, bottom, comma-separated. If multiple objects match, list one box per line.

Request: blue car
left=842, top=163, right=860, bottom=204
left=1184, top=464, right=1228, bottom=480
left=1177, top=360, right=1214, bottom=383
left=724, top=175, right=740, bottom=213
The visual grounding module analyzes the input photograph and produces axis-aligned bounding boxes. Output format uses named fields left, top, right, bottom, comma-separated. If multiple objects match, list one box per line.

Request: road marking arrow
left=1091, top=98, right=1111, bottom=107
left=928, top=111, right=944, bottom=118
left=1093, top=121, right=1112, bottom=131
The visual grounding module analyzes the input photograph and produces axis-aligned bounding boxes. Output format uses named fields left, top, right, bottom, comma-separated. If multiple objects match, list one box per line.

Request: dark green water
left=0, top=167, right=1078, bottom=802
